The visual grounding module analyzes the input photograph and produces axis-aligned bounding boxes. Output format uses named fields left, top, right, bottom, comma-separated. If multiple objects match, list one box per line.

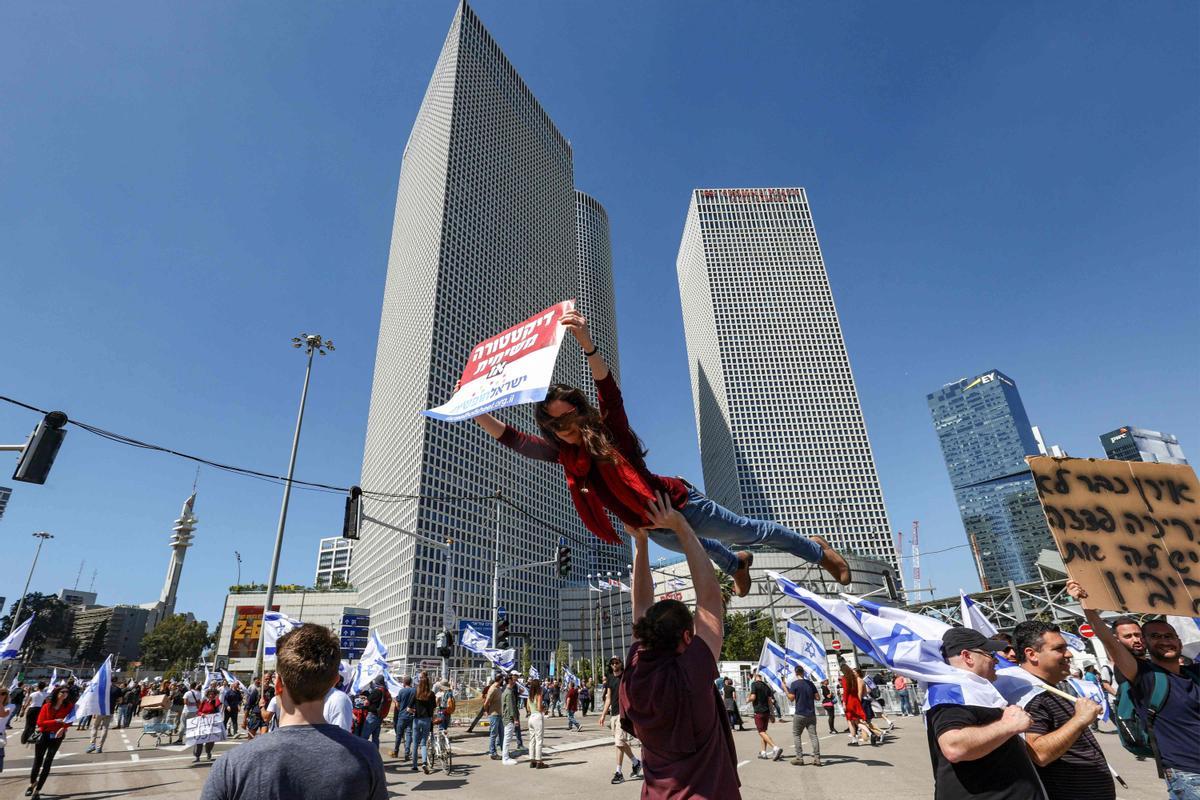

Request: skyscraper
left=314, top=536, right=354, bottom=587
left=675, top=187, right=900, bottom=576
left=927, top=369, right=1054, bottom=589
left=1100, top=426, right=1188, bottom=465
left=353, top=3, right=624, bottom=671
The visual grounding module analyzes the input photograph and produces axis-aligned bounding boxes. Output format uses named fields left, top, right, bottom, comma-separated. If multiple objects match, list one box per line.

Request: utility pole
left=255, top=333, right=333, bottom=679
left=9, top=531, right=53, bottom=635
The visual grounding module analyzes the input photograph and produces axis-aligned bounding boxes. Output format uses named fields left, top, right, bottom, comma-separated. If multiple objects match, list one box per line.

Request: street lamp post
left=254, top=333, right=333, bottom=679
left=9, top=531, right=54, bottom=635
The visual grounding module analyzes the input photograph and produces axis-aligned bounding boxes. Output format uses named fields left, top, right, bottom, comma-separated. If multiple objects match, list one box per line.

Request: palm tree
left=715, top=568, right=734, bottom=608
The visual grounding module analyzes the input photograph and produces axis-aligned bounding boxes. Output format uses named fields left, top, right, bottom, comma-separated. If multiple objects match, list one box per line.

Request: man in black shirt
left=1012, top=620, right=1110, bottom=800
left=927, top=628, right=1042, bottom=800
left=748, top=672, right=782, bottom=761
left=361, top=675, right=386, bottom=746
left=598, top=657, right=641, bottom=784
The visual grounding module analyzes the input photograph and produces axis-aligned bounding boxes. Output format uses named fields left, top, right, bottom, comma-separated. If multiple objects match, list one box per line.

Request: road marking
left=125, top=745, right=133, bottom=750
left=737, top=760, right=750, bottom=767
left=130, top=753, right=140, bottom=762
left=543, top=737, right=611, bottom=754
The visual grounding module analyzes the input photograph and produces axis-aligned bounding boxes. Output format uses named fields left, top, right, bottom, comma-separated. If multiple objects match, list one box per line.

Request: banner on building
left=229, top=606, right=279, bottom=660
left=1027, top=456, right=1200, bottom=617
left=424, top=300, right=575, bottom=422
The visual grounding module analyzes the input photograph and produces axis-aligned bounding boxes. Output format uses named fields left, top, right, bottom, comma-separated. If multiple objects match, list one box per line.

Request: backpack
left=1114, top=664, right=1200, bottom=767
left=869, top=686, right=881, bottom=700
left=378, top=687, right=392, bottom=719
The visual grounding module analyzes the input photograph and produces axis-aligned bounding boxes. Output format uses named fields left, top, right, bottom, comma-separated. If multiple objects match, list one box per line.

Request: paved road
left=0, top=714, right=1166, bottom=798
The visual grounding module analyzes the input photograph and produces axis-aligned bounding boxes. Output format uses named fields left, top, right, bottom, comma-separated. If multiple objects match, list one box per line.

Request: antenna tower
left=911, top=520, right=921, bottom=592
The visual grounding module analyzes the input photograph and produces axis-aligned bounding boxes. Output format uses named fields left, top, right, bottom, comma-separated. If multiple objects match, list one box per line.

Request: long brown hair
left=534, top=384, right=648, bottom=464
left=414, top=672, right=433, bottom=702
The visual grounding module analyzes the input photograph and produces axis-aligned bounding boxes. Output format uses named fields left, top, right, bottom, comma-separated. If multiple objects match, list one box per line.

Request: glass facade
left=927, top=370, right=1054, bottom=588
left=1100, top=426, right=1188, bottom=465
left=315, top=536, right=354, bottom=587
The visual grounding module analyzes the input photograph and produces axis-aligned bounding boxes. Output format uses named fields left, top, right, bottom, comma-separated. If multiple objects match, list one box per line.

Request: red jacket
left=499, top=374, right=689, bottom=541
left=37, top=702, right=75, bottom=735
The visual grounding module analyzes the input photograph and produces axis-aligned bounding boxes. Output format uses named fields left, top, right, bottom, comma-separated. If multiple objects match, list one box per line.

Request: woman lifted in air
left=466, top=310, right=852, bottom=596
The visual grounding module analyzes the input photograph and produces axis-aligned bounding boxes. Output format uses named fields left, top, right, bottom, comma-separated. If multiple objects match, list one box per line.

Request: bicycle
left=429, top=723, right=453, bottom=773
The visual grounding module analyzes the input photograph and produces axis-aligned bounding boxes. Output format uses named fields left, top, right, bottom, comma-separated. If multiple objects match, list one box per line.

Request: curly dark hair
left=534, top=384, right=648, bottom=465
left=1012, top=620, right=1060, bottom=663
left=632, top=599, right=694, bottom=652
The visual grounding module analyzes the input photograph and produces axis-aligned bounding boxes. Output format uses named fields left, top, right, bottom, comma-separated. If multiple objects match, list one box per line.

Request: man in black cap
left=927, top=627, right=1041, bottom=800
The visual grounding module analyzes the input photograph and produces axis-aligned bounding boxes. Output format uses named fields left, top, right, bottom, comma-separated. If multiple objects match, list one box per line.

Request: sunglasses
left=968, top=649, right=998, bottom=661
left=546, top=410, right=583, bottom=431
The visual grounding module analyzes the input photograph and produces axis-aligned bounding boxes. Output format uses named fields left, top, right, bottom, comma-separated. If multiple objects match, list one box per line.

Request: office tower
left=675, top=187, right=900, bottom=576
left=1100, top=426, right=1188, bottom=465
left=315, top=536, right=354, bottom=587
left=353, top=3, right=624, bottom=671
left=927, top=369, right=1054, bottom=589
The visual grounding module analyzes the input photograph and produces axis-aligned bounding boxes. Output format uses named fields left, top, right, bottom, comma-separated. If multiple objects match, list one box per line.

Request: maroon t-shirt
left=621, top=638, right=741, bottom=800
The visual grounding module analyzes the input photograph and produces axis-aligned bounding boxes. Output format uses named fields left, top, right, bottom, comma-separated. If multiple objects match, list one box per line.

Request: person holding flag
left=465, top=311, right=853, bottom=596
left=27, top=685, right=74, bottom=799
left=1011, top=621, right=1110, bottom=800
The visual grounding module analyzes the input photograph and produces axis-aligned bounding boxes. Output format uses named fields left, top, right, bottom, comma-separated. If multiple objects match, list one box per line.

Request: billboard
left=229, top=605, right=279, bottom=660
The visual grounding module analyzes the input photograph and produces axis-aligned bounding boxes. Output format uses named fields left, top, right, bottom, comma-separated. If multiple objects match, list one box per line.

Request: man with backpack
left=1068, top=580, right=1200, bottom=799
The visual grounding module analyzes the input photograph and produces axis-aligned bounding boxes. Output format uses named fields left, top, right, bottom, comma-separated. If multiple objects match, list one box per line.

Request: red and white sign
left=831, top=639, right=842, bottom=651
left=425, top=300, right=574, bottom=422
left=1078, top=623, right=1095, bottom=639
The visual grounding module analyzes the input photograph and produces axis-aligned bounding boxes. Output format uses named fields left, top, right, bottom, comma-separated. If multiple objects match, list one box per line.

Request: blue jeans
left=411, top=718, right=432, bottom=770
left=567, top=710, right=580, bottom=730
left=650, top=489, right=824, bottom=575
left=360, top=713, right=382, bottom=745
left=898, top=691, right=913, bottom=715
left=1167, top=769, right=1200, bottom=800
left=488, top=713, right=502, bottom=755
left=394, top=712, right=413, bottom=755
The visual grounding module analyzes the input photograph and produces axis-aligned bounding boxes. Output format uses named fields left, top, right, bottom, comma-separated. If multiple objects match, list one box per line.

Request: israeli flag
left=0, top=616, right=33, bottom=661
left=784, top=621, right=827, bottom=682
left=757, top=637, right=792, bottom=695
left=202, top=664, right=214, bottom=691
left=959, top=592, right=1000, bottom=638
left=529, top=666, right=540, bottom=680
left=262, top=611, right=305, bottom=658
left=65, top=655, right=113, bottom=723
left=1061, top=630, right=1087, bottom=653
left=352, top=631, right=401, bottom=694
left=338, top=660, right=352, bottom=691
left=49, top=668, right=59, bottom=687
left=1167, top=615, right=1200, bottom=660
left=1068, top=677, right=1110, bottom=722
left=221, top=669, right=238, bottom=686
left=769, top=572, right=876, bottom=655
left=460, top=624, right=516, bottom=672
left=669, top=578, right=688, bottom=590
left=562, top=667, right=580, bottom=687
left=8, top=676, right=18, bottom=693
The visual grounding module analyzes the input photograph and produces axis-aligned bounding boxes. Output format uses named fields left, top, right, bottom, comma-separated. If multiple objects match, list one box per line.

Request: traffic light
left=556, top=541, right=571, bottom=578
left=436, top=630, right=454, bottom=658
left=342, top=485, right=363, bottom=540
left=883, top=570, right=900, bottom=602
left=11, top=411, right=68, bottom=485
left=496, top=618, right=510, bottom=649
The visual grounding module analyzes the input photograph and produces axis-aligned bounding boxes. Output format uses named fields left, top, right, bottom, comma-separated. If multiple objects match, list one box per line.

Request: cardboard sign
left=1027, top=456, right=1200, bottom=616
left=424, top=300, right=575, bottom=422
left=185, top=712, right=226, bottom=745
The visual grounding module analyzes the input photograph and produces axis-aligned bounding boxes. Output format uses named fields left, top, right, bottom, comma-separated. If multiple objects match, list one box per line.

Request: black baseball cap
left=941, top=627, right=1009, bottom=660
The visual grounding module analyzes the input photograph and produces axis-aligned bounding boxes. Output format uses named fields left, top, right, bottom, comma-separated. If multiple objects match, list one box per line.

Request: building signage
left=963, top=371, right=1015, bottom=391
left=700, top=188, right=800, bottom=202
left=230, top=605, right=279, bottom=660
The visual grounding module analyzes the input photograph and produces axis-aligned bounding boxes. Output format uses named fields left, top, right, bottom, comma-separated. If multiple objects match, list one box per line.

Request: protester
left=390, top=676, right=415, bottom=759
left=787, top=665, right=821, bottom=766
left=192, top=688, right=222, bottom=762
left=84, top=677, right=122, bottom=754
left=526, top=678, right=547, bottom=769
left=928, top=627, right=1041, bottom=800
left=244, top=678, right=262, bottom=739
left=723, top=677, right=747, bottom=731
left=508, top=674, right=525, bottom=750
left=748, top=671, right=783, bottom=760
left=1011, top=620, right=1111, bottom=800
left=170, top=681, right=188, bottom=743
left=598, top=655, right=642, bottom=783
left=117, top=681, right=140, bottom=729
left=580, top=681, right=592, bottom=716
left=467, top=311, right=853, bottom=594
left=620, top=493, right=741, bottom=798
left=0, top=688, right=14, bottom=773
left=27, top=685, right=75, bottom=799
left=499, top=674, right=519, bottom=766
left=409, top=673, right=435, bottom=774
left=200, top=624, right=385, bottom=800
left=323, top=678, right=354, bottom=733
left=484, top=675, right=504, bottom=760
left=222, top=681, right=242, bottom=738
left=565, top=680, right=581, bottom=731
left=860, top=668, right=895, bottom=734
left=358, top=674, right=389, bottom=746
left=839, top=658, right=881, bottom=745
left=20, top=682, right=47, bottom=746
left=820, top=681, right=838, bottom=733
left=894, top=673, right=913, bottom=716
left=1069, top=580, right=1200, bottom=798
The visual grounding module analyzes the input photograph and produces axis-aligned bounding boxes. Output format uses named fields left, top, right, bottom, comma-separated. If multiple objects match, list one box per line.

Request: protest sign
left=424, top=300, right=574, bottom=422
left=1027, top=456, right=1200, bottom=616
left=185, top=713, right=226, bottom=745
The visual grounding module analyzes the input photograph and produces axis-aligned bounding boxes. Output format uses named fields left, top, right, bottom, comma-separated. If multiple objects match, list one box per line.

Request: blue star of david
left=877, top=624, right=922, bottom=662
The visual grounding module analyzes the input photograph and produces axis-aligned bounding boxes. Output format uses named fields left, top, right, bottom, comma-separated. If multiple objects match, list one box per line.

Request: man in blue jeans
left=485, top=676, right=505, bottom=759
left=359, top=675, right=387, bottom=746
left=390, top=677, right=415, bottom=759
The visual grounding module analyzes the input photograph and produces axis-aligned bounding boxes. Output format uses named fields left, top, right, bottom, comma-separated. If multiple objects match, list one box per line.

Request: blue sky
left=1, top=2, right=1196, bottom=630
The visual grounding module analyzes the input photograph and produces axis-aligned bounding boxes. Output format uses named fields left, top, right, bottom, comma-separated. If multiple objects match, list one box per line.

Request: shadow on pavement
left=808, top=754, right=893, bottom=768
left=34, top=782, right=178, bottom=799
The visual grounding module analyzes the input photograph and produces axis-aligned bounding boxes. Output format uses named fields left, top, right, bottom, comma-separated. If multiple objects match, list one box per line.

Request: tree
left=1, top=593, right=72, bottom=660
left=714, top=568, right=734, bottom=608
left=520, top=642, right=532, bottom=675
left=721, top=612, right=778, bottom=661
left=555, top=640, right=570, bottom=675
left=140, top=615, right=213, bottom=674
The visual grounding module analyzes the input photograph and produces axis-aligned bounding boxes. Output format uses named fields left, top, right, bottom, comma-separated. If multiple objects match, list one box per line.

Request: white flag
left=1167, top=615, right=1200, bottom=661
left=960, top=591, right=1000, bottom=638
left=352, top=631, right=401, bottom=695
left=0, top=617, right=33, bottom=661
left=1060, top=630, right=1087, bottom=653
left=529, top=666, right=540, bottom=680
left=65, top=655, right=113, bottom=723
left=1068, top=677, right=1110, bottom=722
left=460, top=624, right=516, bottom=671
left=262, top=611, right=305, bottom=658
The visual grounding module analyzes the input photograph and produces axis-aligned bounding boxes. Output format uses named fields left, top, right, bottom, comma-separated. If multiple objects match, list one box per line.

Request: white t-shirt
left=323, top=687, right=354, bottom=732
left=0, top=703, right=15, bottom=747
left=265, top=696, right=280, bottom=731
left=28, top=690, right=46, bottom=709
left=184, top=690, right=201, bottom=713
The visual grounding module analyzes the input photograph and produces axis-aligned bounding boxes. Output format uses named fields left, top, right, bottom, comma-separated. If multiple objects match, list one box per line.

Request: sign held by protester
left=185, top=713, right=226, bottom=745
left=1027, top=456, right=1200, bottom=617
left=424, top=300, right=575, bottom=422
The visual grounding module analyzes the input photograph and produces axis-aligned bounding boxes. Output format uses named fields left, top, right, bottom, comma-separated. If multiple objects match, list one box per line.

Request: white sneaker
left=502, top=759, right=518, bottom=766
left=772, top=747, right=783, bottom=761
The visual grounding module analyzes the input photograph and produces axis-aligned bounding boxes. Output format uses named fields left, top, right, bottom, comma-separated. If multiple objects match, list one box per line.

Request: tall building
left=927, top=369, right=1054, bottom=589
left=314, top=537, right=354, bottom=587
left=353, top=3, right=625, bottom=672
left=141, top=491, right=198, bottom=630
left=1100, top=426, right=1188, bottom=465
left=674, top=187, right=900, bottom=577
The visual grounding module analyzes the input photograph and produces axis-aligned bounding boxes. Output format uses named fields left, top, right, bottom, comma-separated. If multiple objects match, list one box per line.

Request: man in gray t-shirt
left=200, top=623, right=386, bottom=800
